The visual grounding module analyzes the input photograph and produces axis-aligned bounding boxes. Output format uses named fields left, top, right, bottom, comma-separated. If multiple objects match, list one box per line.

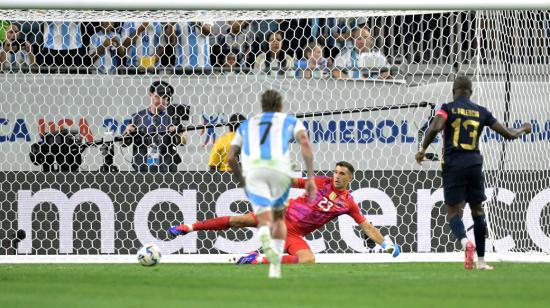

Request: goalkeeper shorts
left=284, top=231, right=311, bottom=255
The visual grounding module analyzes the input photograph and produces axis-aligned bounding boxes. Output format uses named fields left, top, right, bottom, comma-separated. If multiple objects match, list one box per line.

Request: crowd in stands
left=0, top=18, right=407, bottom=79
left=2, top=12, right=548, bottom=78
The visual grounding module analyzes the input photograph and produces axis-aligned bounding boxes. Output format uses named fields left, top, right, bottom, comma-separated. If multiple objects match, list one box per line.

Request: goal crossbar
left=1, top=0, right=549, bottom=10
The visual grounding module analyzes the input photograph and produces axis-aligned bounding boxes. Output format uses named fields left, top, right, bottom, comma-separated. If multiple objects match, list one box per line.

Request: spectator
left=330, top=18, right=354, bottom=55
left=41, top=22, right=86, bottom=67
left=224, top=51, right=238, bottom=69
left=281, top=18, right=312, bottom=59
left=122, top=81, right=189, bottom=172
left=212, top=20, right=253, bottom=67
left=250, top=19, right=309, bottom=59
left=294, top=42, right=331, bottom=79
left=208, top=113, right=247, bottom=172
left=306, top=18, right=338, bottom=60
left=167, top=21, right=212, bottom=68
left=121, top=22, right=166, bottom=68
left=88, top=22, right=125, bottom=74
left=333, top=26, right=390, bottom=79
left=249, top=19, right=280, bottom=55
left=0, top=20, right=11, bottom=42
left=0, top=23, right=35, bottom=66
left=16, top=21, right=42, bottom=46
left=218, top=48, right=243, bottom=75
left=254, top=31, right=294, bottom=76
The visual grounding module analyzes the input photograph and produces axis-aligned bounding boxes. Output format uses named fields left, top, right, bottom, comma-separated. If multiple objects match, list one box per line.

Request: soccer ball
left=137, top=244, right=161, bottom=266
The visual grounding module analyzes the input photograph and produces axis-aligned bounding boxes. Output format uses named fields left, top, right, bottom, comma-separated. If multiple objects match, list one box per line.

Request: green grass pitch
left=1, top=263, right=549, bottom=307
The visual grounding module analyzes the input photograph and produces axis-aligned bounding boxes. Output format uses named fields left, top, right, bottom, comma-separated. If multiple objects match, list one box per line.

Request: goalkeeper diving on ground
left=168, top=161, right=400, bottom=264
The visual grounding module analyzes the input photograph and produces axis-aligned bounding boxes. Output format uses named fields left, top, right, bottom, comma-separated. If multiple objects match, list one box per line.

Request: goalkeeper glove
left=380, top=241, right=401, bottom=258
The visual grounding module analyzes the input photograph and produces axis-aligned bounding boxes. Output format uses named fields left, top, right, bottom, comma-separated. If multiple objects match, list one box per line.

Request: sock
left=270, top=239, right=284, bottom=264
left=272, top=239, right=285, bottom=255
left=252, top=255, right=264, bottom=264
left=449, top=216, right=467, bottom=244
left=259, top=255, right=299, bottom=264
left=460, top=238, right=469, bottom=251
left=258, top=226, right=277, bottom=263
left=192, top=216, right=231, bottom=231
left=473, top=215, right=487, bottom=257
left=175, top=224, right=192, bottom=232
left=282, top=255, right=299, bottom=264
left=478, top=256, right=485, bottom=265
left=258, top=225, right=270, bottom=239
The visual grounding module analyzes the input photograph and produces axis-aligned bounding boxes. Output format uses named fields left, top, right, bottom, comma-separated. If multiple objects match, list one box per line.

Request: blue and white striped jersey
left=88, top=30, right=121, bottom=74
left=173, top=22, right=211, bottom=68
left=121, top=22, right=165, bottom=67
left=43, top=22, right=83, bottom=50
left=231, top=112, right=306, bottom=175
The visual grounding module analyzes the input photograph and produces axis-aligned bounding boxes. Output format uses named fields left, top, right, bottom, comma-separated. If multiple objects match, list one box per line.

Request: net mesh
left=0, top=9, right=549, bottom=259
left=0, top=10, right=453, bottom=22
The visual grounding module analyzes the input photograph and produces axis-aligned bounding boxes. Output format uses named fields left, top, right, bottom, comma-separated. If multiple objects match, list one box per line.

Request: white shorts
left=244, top=167, right=291, bottom=215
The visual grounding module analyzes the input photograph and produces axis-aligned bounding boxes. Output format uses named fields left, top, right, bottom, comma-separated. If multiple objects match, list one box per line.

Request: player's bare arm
left=415, top=114, right=446, bottom=165
left=360, top=220, right=400, bottom=257
left=490, top=121, right=531, bottom=140
left=359, top=220, right=385, bottom=244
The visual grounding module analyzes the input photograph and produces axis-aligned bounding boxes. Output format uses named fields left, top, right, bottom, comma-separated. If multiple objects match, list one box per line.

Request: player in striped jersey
left=168, top=161, right=400, bottom=264
left=121, top=22, right=166, bottom=68
left=167, top=22, right=212, bottom=68
left=41, top=22, right=85, bottom=67
left=231, top=89, right=316, bottom=278
left=88, top=22, right=125, bottom=74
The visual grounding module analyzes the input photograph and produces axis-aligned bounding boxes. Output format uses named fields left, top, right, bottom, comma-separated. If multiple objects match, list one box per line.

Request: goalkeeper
left=168, top=161, right=400, bottom=264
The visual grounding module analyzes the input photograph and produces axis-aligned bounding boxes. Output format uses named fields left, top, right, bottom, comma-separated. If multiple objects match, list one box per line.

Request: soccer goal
left=0, top=1, right=549, bottom=263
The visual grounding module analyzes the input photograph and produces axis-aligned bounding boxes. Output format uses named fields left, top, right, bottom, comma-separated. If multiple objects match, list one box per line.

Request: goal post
left=0, top=4, right=549, bottom=263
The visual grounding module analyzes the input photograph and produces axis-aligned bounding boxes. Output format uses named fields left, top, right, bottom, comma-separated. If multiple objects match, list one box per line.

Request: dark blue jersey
left=437, top=96, right=497, bottom=169
left=130, top=108, right=180, bottom=171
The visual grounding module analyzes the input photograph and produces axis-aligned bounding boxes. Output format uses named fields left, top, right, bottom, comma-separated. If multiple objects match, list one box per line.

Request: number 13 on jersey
left=451, top=118, right=480, bottom=150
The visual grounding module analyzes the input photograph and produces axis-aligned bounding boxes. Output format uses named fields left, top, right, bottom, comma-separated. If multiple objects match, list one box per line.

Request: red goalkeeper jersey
left=285, top=176, right=366, bottom=236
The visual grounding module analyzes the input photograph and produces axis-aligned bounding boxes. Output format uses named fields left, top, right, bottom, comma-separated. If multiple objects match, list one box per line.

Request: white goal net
left=0, top=7, right=549, bottom=262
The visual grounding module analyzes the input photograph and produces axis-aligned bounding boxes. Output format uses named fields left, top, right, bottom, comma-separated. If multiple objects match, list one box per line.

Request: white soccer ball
left=137, top=244, right=161, bottom=266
